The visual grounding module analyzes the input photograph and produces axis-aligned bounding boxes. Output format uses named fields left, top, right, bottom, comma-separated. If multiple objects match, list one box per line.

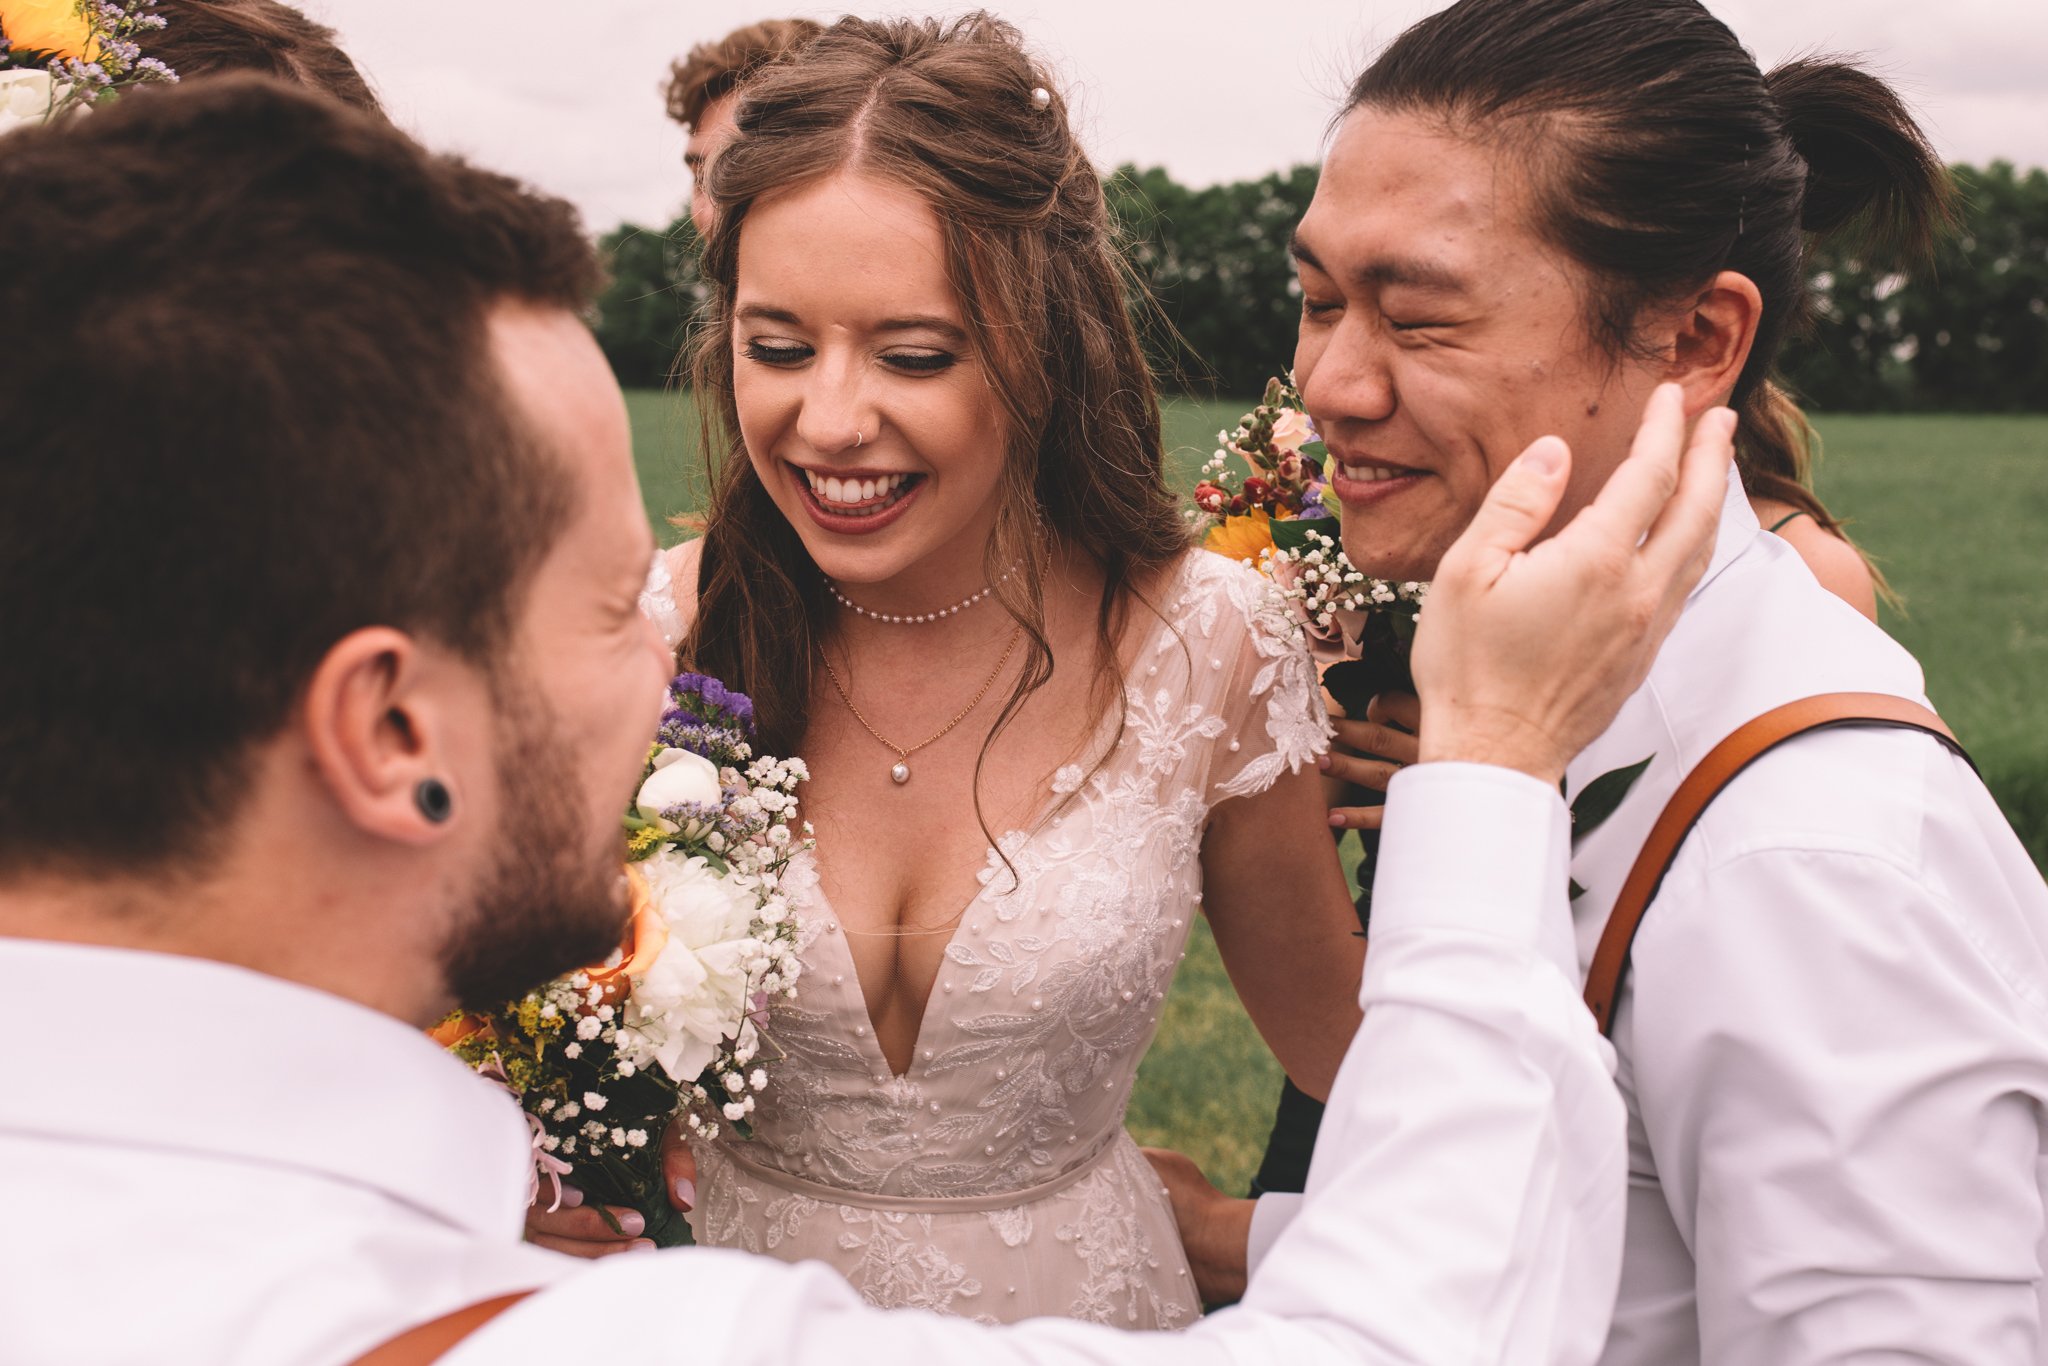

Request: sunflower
left=0, top=0, right=96, bottom=61
left=1203, top=508, right=1278, bottom=566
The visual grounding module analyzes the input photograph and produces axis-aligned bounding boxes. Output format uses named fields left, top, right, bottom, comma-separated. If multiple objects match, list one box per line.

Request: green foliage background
left=597, top=161, right=2048, bottom=408
left=630, top=391, right=2048, bottom=1192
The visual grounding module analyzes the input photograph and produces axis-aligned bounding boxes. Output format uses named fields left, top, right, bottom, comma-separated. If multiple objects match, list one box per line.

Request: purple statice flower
left=666, top=671, right=756, bottom=736
left=655, top=715, right=747, bottom=765
left=655, top=799, right=726, bottom=833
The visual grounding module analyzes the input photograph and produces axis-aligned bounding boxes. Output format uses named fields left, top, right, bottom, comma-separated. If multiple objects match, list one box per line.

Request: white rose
left=1268, top=407, right=1316, bottom=455
left=619, top=852, right=759, bottom=1083
left=0, top=70, right=56, bottom=137
left=635, top=747, right=723, bottom=830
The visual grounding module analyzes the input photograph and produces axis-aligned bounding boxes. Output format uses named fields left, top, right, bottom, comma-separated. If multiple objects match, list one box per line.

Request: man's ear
left=299, top=627, right=468, bottom=847
left=1666, top=270, right=1763, bottom=416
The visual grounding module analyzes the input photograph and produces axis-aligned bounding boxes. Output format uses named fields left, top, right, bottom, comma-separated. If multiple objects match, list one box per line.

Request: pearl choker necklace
left=828, top=565, right=1016, bottom=625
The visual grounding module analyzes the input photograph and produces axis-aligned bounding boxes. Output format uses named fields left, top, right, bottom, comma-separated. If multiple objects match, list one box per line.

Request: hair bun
left=1766, top=57, right=1954, bottom=264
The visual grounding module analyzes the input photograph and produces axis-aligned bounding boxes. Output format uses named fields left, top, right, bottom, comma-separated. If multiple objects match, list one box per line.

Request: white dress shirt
left=1, top=763, right=1625, bottom=1366
left=1252, top=470, right=2048, bottom=1363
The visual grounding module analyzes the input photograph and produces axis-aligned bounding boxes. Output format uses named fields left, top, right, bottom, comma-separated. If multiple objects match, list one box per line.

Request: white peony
left=634, top=747, right=723, bottom=830
left=620, top=852, right=758, bottom=1083
left=0, top=70, right=57, bottom=136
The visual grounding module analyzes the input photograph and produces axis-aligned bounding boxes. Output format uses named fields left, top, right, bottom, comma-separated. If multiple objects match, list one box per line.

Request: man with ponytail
left=1162, top=2, right=2048, bottom=1362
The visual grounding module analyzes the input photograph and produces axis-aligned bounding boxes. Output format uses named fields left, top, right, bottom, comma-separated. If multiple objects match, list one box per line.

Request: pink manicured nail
left=674, top=1177, right=696, bottom=1211
left=1328, top=812, right=1346, bottom=829
left=558, top=1185, right=584, bottom=1209
left=1316, top=754, right=1332, bottom=772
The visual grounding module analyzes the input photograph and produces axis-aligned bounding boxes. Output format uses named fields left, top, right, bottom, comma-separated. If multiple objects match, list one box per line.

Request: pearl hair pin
left=828, top=563, right=1018, bottom=625
left=1030, top=86, right=1051, bottom=110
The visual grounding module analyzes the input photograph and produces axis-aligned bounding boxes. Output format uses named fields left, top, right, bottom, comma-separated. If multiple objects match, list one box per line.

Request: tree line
left=593, top=160, right=2048, bottom=410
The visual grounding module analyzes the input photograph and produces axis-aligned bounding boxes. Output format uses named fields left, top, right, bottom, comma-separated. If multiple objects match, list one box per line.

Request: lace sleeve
left=1194, top=557, right=1333, bottom=807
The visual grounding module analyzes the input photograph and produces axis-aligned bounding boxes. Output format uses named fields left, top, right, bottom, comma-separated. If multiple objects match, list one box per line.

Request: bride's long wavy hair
left=684, top=14, right=1188, bottom=767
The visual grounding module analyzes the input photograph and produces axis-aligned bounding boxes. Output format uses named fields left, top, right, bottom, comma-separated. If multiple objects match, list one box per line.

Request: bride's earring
left=415, top=778, right=453, bottom=824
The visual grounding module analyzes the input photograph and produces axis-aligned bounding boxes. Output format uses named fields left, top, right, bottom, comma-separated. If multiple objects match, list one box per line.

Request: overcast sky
left=308, top=0, right=2048, bottom=234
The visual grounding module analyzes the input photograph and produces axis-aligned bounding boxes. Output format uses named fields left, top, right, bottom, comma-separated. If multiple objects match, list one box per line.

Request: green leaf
left=1321, top=654, right=1417, bottom=724
left=1569, top=756, right=1653, bottom=845
left=1320, top=659, right=1378, bottom=721
left=1269, top=517, right=1328, bottom=555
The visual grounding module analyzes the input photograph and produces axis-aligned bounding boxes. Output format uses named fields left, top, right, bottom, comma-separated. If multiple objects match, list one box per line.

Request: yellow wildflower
left=1203, top=509, right=1277, bottom=567
left=0, top=0, right=96, bottom=61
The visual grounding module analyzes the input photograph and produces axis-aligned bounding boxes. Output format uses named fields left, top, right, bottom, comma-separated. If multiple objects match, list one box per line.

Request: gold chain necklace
left=820, top=627, right=1024, bottom=785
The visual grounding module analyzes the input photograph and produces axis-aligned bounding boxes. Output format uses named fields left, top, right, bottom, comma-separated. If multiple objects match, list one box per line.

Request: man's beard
left=439, top=683, right=634, bottom=1010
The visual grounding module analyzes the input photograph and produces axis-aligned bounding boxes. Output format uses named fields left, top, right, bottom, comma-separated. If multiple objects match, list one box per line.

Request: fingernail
left=673, top=1177, right=696, bottom=1211
left=558, top=1185, right=584, bottom=1208
left=617, top=1209, right=646, bottom=1237
left=628, top=1239, right=658, bottom=1254
left=1524, top=437, right=1565, bottom=477
left=1328, top=812, right=1346, bottom=829
left=1316, top=753, right=1332, bottom=772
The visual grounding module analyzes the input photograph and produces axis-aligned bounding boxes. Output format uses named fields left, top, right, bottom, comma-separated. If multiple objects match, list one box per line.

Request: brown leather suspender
left=1582, top=692, right=1973, bottom=1037
left=348, top=1291, right=535, bottom=1366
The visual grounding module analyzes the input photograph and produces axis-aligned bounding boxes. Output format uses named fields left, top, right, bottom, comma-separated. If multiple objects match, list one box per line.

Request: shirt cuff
left=1370, top=762, right=1575, bottom=975
left=1245, top=1191, right=1303, bottom=1278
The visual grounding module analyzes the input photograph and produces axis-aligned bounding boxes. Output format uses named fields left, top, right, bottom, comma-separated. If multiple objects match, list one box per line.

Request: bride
left=607, top=15, right=1365, bottom=1327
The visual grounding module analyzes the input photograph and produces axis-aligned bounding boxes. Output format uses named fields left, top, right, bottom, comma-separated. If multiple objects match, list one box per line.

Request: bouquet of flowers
left=1189, top=376, right=1426, bottom=719
left=0, top=0, right=176, bottom=134
left=1188, top=375, right=1337, bottom=564
left=436, top=672, right=810, bottom=1247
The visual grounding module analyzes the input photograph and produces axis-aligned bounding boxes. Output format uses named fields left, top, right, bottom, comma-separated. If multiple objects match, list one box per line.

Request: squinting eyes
left=743, top=341, right=810, bottom=365
left=739, top=340, right=959, bottom=375
left=1297, top=301, right=1449, bottom=333
left=884, top=350, right=955, bottom=374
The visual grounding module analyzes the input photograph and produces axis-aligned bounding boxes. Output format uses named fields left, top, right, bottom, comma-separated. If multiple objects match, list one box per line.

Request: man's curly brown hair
left=664, top=18, right=822, bottom=129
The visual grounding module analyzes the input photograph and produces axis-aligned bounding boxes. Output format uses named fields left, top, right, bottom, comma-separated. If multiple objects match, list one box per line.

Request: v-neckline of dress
left=810, top=857, right=1000, bottom=1085
left=804, top=560, right=1200, bottom=1083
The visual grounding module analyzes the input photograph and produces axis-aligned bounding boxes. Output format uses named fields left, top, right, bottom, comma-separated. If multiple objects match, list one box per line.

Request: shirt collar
left=1562, top=464, right=1758, bottom=796
left=0, top=937, right=537, bottom=1240
left=1692, top=463, right=1759, bottom=603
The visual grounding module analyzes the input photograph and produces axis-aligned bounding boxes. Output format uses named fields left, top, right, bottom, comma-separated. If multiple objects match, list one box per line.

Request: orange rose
left=0, top=0, right=97, bottom=61
left=584, top=863, right=670, bottom=1006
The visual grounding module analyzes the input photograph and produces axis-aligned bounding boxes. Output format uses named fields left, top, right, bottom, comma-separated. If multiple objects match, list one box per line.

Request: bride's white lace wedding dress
left=641, top=548, right=1327, bottom=1326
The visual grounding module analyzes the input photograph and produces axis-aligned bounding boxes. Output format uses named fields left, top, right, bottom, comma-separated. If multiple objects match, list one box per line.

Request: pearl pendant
left=890, top=761, right=911, bottom=785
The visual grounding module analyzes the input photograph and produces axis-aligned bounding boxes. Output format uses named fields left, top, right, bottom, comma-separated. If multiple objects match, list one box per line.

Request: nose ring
left=855, top=430, right=865, bottom=448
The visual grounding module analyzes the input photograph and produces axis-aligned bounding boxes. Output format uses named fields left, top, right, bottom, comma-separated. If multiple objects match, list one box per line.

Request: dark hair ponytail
left=1739, top=58, right=1949, bottom=599
left=1347, top=0, right=1953, bottom=578
left=1768, top=58, right=1954, bottom=261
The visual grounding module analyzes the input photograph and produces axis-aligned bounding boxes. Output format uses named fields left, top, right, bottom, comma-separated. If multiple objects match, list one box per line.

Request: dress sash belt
left=715, top=1132, right=1123, bottom=1213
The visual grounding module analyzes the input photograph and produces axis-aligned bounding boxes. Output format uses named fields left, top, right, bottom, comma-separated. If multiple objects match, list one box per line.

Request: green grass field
left=628, top=390, right=2048, bottom=1193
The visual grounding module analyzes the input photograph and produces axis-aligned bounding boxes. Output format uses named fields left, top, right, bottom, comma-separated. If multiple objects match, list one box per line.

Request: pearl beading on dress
left=827, top=564, right=1016, bottom=625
